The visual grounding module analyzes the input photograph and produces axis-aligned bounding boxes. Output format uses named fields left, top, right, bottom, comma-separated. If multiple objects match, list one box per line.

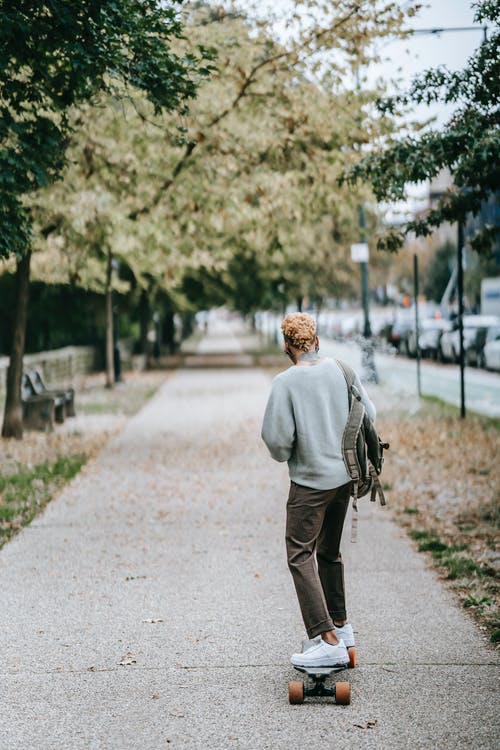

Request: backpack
left=336, top=360, right=390, bottom=541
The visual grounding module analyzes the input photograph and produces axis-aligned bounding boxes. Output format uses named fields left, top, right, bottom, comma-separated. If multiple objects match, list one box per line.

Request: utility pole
left=353, top=68, right=377, bottom=384
left=457, top=222, right=466, bottom=418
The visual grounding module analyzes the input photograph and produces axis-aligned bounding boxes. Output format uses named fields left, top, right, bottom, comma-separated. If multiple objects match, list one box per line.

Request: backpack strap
left=336, top=360, right=365, bottom=482
left=369, top=465, right=387, bottom=507
left=336, top=360, right=387, bottom=541
left=336, top=359, right=355, bottom=393
left=336, top=359, right=365, bottom=542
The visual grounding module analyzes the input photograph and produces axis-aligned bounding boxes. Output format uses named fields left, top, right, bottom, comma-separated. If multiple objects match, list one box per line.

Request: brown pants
left=286, top=480, right=351, bottom=638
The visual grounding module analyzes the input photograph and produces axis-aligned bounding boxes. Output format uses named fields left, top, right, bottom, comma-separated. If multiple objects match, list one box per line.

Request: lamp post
left=406, top=23, right=486, bottom=417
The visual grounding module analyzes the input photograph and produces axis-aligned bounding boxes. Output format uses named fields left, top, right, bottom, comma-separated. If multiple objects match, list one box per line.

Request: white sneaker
left=300, top=635, right=321, bottom=653
left=334, top=623, right=355, bottom=648
left=291, top=638, right=349, bottom=668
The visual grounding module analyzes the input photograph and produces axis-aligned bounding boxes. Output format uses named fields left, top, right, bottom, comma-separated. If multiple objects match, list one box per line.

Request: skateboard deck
left=288, top=638, right=352, bottom=705
left=289, top=664, right=350, bottom=705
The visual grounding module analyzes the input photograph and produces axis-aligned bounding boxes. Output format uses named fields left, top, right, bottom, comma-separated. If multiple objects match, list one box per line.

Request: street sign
left=351, top=243, right=369, bottom=263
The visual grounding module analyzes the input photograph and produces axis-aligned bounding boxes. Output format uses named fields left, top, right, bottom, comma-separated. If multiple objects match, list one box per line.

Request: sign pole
left=413, top=254, right=422, bottom=397
left=457, top=222, right=466, bottom=418
left=351, top=240, right=377, bottom=383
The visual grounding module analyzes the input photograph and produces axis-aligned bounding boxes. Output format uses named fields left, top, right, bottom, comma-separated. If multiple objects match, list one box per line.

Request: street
left=319, top=338, right=500, bottom=417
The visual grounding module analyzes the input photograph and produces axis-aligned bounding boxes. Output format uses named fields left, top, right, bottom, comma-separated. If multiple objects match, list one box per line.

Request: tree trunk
left=139, top=289, right=150, bottom=356
left=2, top=251, right=31, bottom=439
left=105, top=251, right=114, bottom=389
left=163, top=309, right=176, bottom=354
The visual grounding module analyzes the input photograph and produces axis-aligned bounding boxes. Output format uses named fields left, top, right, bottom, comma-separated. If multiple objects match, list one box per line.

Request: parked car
left=406, top=318, right=451, bottom=359
left=389, top=312, right=414, bottom=351
left=465, top=321, right=500, bottom=366
left=482, top=325, right=500, bottom=370
left=438, top=315, right=500, bottom=363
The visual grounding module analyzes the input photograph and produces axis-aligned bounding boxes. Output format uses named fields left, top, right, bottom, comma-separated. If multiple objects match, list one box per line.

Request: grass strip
left=0, top=454, right=86, bottom=548
left=408, top=529, right=499, bottom=643
left=420, top=394, right=500, bottom=431
left=409, top=529, right=494, bottom=579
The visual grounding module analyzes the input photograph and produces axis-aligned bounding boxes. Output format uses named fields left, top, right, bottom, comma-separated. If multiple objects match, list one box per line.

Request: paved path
left=0, top=327, right=498, bottom=749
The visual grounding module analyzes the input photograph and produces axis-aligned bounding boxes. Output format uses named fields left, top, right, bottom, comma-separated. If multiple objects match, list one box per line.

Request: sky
left=229, top=1, right=486, bottom=212
left=367, top=0, right=484, bottom=125
left=366, top=0, right=485, bottom=211
left=236, top=0, right=484, bottom=122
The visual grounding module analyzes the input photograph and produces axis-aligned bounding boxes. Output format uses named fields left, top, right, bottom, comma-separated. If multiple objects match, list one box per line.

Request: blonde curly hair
left=281, top=313, right=317, bottom=351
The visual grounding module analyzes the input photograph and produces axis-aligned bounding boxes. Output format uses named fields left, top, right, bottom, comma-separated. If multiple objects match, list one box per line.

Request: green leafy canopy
left=340, top=0, right=500, bottom=255
left=0, top=0, right=214, bottom=259
left=31, top=1, right=414, bottom=313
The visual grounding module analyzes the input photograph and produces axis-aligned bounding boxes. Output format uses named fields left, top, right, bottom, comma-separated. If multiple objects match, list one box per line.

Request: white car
left=438, top=315, right=500, bottom=363
left=482, top=325, right=500, bottom=370
left=406, top=318, right=451, bottom=359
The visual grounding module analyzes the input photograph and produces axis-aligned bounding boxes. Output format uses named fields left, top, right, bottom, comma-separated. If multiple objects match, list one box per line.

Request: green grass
left=0, top=454, right=86, bottom=547
left=408, top=528, right=499, bottom=644
left=489, top=628, right=500, bottom=644
left=463, top=595, right=494, bottom=608
left=408, top=529, right=494, bottom=581
left=420, top=394, right=500, bottom=431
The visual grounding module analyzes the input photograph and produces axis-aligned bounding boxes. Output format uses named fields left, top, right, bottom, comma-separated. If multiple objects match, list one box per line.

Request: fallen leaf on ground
left=119, top=652, right=137, bottom=666
left=354, top=720, right=378, bottom=729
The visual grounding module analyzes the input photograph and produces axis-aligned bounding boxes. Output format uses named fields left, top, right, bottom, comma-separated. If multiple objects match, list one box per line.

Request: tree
left=341, top=1, right=500, bottom=255
left=131, top=1, right=418, bottom=313
left=0, top=0, right=212, bottom=437
left=29, top=2, right=420, bottom=356
left=423, top=242, right=455, bottom=303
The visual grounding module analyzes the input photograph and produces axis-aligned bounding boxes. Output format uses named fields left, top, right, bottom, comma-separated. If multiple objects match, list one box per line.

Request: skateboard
left=288, top=638, right=355, bottom=705
left=289, top=664, right=350, bottom=705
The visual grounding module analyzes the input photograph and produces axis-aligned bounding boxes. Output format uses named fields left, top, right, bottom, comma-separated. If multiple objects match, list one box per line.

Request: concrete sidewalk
left=0, top=327, right=498, bottom=749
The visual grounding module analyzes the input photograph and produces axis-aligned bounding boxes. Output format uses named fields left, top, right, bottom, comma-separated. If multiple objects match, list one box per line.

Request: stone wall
left=0, top=346, right=99, bottom=406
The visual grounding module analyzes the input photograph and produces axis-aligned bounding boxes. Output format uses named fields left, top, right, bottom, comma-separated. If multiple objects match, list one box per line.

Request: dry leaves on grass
left=378, top=412, right=499, bottom=643
left=378, top=413, right=499, bottom=540
left=0, top=370, right=167, bottom=549
left=0, top=430, right=110, bottom=478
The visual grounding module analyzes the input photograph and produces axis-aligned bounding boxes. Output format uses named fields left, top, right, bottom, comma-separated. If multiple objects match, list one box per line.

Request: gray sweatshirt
left=261, top=357, right=376, bottom=490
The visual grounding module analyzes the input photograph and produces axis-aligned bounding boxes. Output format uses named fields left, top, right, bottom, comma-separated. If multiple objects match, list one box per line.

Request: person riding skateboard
left=261, top=312, right=376, bottom=668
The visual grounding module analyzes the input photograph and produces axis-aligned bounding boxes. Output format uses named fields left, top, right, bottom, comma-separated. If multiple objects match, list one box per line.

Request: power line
left=410, top=26, right=487, bottom=35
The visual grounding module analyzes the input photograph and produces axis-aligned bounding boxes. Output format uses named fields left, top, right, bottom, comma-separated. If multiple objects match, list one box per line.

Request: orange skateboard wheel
left=335, top=681, right=350, bottom=705
left=288, top=681, right=305, bottom=704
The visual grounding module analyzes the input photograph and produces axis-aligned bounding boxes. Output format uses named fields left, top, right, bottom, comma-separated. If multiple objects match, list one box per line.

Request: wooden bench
left=28, top=368, right=76, bottom=418
left=21, top=373, right=57, bottom=431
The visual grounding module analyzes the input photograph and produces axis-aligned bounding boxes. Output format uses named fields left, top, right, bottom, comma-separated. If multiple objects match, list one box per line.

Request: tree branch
left=127, top=3, right=364, bottom=221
